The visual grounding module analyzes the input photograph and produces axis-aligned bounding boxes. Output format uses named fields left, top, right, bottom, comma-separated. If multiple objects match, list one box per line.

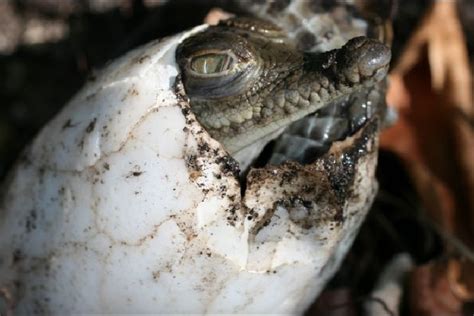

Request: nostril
left=345, top=36, right=369, bottom=50
left=337, top=37, right=391, bottom=83
left=358, top=44, right=391, bottom=77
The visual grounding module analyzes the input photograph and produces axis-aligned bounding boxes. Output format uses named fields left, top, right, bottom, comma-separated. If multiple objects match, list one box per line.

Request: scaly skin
left=235, top=0, right=391, bottom=52
left=176, top=18, right=390, bottom=156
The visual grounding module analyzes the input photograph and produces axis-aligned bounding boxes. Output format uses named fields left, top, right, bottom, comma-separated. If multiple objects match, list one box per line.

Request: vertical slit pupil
left=191, top=53, right=233, bottom=74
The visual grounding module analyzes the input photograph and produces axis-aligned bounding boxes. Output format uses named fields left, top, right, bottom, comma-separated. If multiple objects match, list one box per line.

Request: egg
left=0, top=18, right=382, bottom=314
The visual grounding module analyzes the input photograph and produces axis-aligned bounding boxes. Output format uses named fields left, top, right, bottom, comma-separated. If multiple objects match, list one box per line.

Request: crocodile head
left=176, top=17, right=390, bottom=169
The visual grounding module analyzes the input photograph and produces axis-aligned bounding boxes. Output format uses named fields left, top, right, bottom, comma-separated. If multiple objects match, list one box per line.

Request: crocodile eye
left=190, top=52, right=235, bottom=75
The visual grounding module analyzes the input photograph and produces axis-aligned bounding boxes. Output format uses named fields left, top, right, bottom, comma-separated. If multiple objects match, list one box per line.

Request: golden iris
left=190, top=53, right=234, bottom=74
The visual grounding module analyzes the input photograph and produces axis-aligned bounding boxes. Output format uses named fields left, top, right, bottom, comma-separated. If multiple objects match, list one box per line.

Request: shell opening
left=249, top=85, right=383, bottom=170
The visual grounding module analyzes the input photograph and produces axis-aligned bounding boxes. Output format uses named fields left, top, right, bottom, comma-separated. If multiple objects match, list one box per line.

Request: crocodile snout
left=336, top=36, right=391, bottom=84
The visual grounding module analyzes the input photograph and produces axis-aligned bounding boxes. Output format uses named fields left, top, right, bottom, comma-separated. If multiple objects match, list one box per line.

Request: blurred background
left=1, top=0, right=473, bottom=314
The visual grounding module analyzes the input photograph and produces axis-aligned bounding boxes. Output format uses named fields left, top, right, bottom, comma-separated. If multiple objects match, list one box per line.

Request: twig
left=377, top=189, right=474, bottom=263
left=364, top=296, right=397, bottom=316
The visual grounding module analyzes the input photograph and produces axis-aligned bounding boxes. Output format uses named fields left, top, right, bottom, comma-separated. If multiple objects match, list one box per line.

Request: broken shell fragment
left=0, top=24, right=380, bottom=314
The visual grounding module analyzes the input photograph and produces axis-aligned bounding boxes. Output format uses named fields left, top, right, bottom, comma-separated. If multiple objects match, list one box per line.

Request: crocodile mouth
left=252, top=85, right=385, bottom=168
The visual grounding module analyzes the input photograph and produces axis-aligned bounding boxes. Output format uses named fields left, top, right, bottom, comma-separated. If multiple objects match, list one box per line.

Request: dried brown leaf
left=382, top=1, right=474, bottom=312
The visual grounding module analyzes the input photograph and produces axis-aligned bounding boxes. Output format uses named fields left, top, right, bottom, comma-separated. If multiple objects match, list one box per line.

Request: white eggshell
left=0, top=24, right=377, bottom=315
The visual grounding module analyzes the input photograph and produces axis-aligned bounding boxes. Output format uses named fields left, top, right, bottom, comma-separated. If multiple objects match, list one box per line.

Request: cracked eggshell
left=0, top=24, right=378, bottom=315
